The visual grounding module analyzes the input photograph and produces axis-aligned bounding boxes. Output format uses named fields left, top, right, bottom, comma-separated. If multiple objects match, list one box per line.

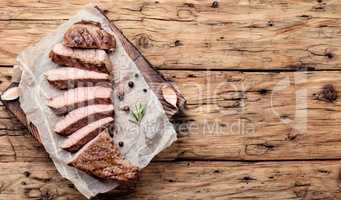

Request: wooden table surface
left=1, top=0, right=341, bottom=199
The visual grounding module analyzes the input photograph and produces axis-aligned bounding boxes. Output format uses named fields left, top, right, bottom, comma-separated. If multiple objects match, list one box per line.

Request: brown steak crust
left=69, top=131, right=138, bottom=182
left=64, top=20, right=116, bottom=50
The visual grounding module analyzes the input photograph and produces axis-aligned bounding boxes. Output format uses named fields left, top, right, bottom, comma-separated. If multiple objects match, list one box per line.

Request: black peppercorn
left=143, top=88, right=148, bottom=93
left=118, top=95, right=124, bottom=101
left=118, top=89, right=124, bottom=101
left=128, top=81, right=134, bottom=88
left=118, top=141, right=124, bottom=147
left=122, top=105, right=130, bottom=112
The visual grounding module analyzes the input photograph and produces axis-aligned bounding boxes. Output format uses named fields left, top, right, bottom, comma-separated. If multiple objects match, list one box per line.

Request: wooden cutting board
left=0, top=6, right=186, bottom=143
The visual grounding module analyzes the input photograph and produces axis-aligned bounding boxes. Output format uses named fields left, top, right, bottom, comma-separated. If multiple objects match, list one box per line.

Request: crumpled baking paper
left=16, top=4, right=177, bottom=199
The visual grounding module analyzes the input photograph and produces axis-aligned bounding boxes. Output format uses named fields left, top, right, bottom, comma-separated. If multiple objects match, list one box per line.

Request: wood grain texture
left=1, top=68, right=341, bottom=161
left=1, top=161, right=341, bottom=200
left=0, top=0, right=341, bottom=69
left=1, top=1, right=341, bottom=199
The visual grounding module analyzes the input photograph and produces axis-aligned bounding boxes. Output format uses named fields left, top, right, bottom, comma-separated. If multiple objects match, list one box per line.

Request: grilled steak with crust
left=49, top=43, right=112, bottom=74
left=61, top=117, right=113, bottom=152
left=64, top=20, right=116, bottom=50
left=45, top=67, right=110, bottom=90
left=54, top=104, right=114, bottom=136
left=69, top=131, right=138, bottom=182
left=47, top=86, right=112, bottom=115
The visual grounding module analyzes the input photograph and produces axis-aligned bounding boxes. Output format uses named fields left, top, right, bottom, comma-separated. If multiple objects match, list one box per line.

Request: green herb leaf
left=131, top=103, right=145, bottom=124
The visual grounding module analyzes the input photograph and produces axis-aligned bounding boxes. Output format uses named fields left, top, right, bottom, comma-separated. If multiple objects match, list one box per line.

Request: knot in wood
left=313, top=84, right=338, bottom=103
left=137, top=34, right=152, bottom=49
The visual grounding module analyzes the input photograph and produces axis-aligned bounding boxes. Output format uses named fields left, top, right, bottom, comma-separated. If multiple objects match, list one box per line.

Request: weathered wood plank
left=1, top=67, right=341, bottom=161
left=0, top=67, right=12, bottom=91
left=0, top=161, right=340, bottom=199
left=0, top=0, right=341, bottom=69
left=3, top=0, right=341, bottom=21
left=138, top=70, right=341, bottom=160
left=0, top=135, right=45, bottom=162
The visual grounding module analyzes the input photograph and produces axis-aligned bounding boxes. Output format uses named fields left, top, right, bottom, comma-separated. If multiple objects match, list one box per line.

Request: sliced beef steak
left=47, top=86, right=112, bottom=115
left=69, top=131, right=138, bottom=182
left=49, top=43, right=112, bottom=74
left=64, top=20, right=116, bottom=50
left=45, top=67, right=110, bottom=90
left=61, top=117, right=113, bottom=152
left=55, top=104, right=114, bottom=136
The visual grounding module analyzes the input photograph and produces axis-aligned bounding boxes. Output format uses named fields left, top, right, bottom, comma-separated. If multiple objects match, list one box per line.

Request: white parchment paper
left=16, top=5, right=177, bottom=199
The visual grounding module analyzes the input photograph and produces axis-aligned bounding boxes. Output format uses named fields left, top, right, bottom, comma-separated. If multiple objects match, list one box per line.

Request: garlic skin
left=161, top=85, right=178, bottom=108
left=1, top=86, right=20, bottom=101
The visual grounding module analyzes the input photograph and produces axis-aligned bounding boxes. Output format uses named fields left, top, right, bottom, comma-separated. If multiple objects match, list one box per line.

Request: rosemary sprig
left=130, top=103, right=145, bottom=124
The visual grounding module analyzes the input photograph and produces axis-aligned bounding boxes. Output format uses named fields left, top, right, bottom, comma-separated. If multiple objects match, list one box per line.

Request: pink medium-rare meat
left=54, top=104, right=114, bottom=136
left=49, top=43, right=112, bottom=74
left=47, top=86, right=112, bottom=115
left=45, top=67, right=110, bottom=89
left=64, top=20, right=116, bottom=50
left=61, top=117, right=113, bottom=152
left=68, top=131, right=138, bottom=182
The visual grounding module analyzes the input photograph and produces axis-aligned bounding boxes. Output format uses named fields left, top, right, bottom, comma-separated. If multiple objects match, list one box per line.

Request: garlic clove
left=161, top=85, right=177, bottom=108
left=1, top=86, right=20, bottom=101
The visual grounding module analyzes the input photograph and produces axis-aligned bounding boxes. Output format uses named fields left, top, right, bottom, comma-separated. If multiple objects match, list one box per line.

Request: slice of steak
left=69, top=130, right=138, bottom=182
left=47, top=86, right=112, bottom=115
left=49, top=43, right=112, bottom=74
left=45, top=67, right=110, bottom=90
left=55, top=104, right=114, bottom=136
left=61, top=117, right=113, bottom=152
left=64, top=20, right=116, bottom=50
